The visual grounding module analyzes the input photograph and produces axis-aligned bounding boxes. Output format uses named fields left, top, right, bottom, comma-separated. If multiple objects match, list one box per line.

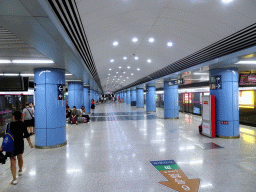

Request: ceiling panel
left=76, top=0, right=256, bottom=91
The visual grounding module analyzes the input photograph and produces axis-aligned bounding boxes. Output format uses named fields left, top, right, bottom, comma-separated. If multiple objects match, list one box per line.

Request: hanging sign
left=57, top=84, right=65, bottom=100
left=168, top=79, right=184, bottom=86
left=150, top=160, right=200, bottom=192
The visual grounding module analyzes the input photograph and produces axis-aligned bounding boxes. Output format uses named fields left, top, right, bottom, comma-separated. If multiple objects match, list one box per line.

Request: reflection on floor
left=0, top=101, right=256, bottom=192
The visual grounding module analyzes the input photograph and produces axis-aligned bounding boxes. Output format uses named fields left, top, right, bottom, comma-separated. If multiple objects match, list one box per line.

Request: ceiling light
left=20, top=74, right=34, bottom=76
left=12, top=60, right=54, bottom=63
left=132, top=37, right=138, bottom=42
left=119, top=66, right=122, bottom=68
left=124, top=80, right=126, bottom=82
left=65, top=74, right=72, bottom=76
left=123, top=72, right=126, bottom=74
left=118, top=79, right=120, bottom=80
left=116, top=72, right=118, bottom=74
left=222, top=0, right=233, bottom=3
left=109, top=68, right=112, bottom=70
left=0, top=60, right=11, bottom=63
left=167, top=42, right=173, bottom=47
left=137, top=68, right=140, bottom=71
left=127, top=77, right=129, bottom=79
left=114, top=76, right=116, bottom=77
left=113, top=41, right=118, bottom=46
left=135, top=57, right=138, bottom=60
left=127, top=66, right=130, bottom=69
left=110, top=59, right=114, bottom=63
left=131, top=73, right=134, bottom=75
left=147, top=59, right=152, bottom=63
left=149, top=38, right=155, bottom=43
left=123, top=57, right=127, bottom=60
left=235, top=61, right=256, bottom=64
left=108, top=74, right=110, bottom=75
left=3, top=73, right=19, bottom=76
left=120, top=76, right=122, bottom=77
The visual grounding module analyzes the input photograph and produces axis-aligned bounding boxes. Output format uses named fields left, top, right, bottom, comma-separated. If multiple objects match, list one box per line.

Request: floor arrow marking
left=150, top=160, right=200, bottom=192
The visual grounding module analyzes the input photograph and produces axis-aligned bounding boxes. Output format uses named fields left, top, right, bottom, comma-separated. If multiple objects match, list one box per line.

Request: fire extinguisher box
left=202, top=95, right=216, bottom=138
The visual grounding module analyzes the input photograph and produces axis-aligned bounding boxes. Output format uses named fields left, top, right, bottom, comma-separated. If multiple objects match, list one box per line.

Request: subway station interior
left=0, top=0, right=256, bottom=191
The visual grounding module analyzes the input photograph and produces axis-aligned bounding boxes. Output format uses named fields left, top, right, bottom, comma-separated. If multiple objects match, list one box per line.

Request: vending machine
left=202, top=95, right=216, bottom=138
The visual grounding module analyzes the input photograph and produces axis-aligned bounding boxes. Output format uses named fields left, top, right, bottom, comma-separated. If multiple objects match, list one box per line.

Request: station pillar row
left=68, top=82, right=84, bottom=109
left=124, top=91, right=127, bottom=103
left=210, top=68, right=239, bottom=138
left=136, top=88, right=144, bottom=108
left=146, top=85, right=156, bottom=112
left=131, top=89, right=136, bottom=106
left=126, top=89, right=131, bottom=104
left=34, top=68, right=67, bottom=149
left=164, top=82, right=179, bottom=119
left=84, top=86, right=90, bottom=114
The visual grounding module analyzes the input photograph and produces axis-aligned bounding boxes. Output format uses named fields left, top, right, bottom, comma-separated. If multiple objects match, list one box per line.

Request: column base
left=216, top=135, right=240, bottom=139
left=164, top=117, right=179, bottom=119
left=36, top=141, right=67, bottom=149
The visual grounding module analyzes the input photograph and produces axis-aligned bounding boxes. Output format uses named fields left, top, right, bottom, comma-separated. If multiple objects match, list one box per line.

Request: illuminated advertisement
left=239, top=73, right=256, bottom=85
left=184, top=93, right=188, bottom=104
left=239, top=91, right=254, bottom=108
left=156, top=95, right=159, bottom=101
left=188, top=93, right=192, bottom=103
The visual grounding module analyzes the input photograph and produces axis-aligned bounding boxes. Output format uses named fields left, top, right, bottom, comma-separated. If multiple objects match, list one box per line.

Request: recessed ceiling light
left=123, top=72, right=126, bottom=74
left=222, top=0, right=233, bottom=3
left=131, top=73, right=134, bottom=75
left=149, top=38, right=154, bottom=43
left=118, top=79, right=120, bottom=80
left=109, top=68, right=112, bottom=70
left=108, top=74, right=110, bottom=75
left=235, top=61, right=256, bottom=64
left=135, top=57, right=138, bottom=60
left=123, top=56, right=127, bottom=60
left=0, top=60, right=11, bottom=63
left=110, top=59, right=114, bottom=63
left=120, top=76, right=122, bottom=77
left=113, top=41, right=118, bottom=46
left=132, top=37, right=138, bottom=42
left=124, top=80, right=126, bottom=82
left=167, top=42, right=173, bottom=47
left=114, top=76, right=116, bottom=77
left=127, top=77, right=129, bottom=79
left=127, top=66, right=130, bottom=69
left=119, top=66, right=122, bottom=68
left=12, top=60, right=54, bottom=63
left=116, top=72, right=118, bottom=74
left=137, top=68, right=140, bottom=71
left=147, top=59, right=152, bottom=63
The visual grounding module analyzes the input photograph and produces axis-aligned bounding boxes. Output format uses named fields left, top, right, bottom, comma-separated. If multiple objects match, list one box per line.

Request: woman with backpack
left=0, top=111, right=34, bottom=185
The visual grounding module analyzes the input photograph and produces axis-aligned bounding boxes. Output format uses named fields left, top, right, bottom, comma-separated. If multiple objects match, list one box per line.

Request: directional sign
left=168, top=79, right=184, bottom=86
left=57, top=84, right=65, bottom=100
left=210, top=75, right=221, bottom=90
left=150, top=160, right=200, bottom=192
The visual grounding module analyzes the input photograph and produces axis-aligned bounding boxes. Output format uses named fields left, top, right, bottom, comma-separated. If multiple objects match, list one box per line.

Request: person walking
left=0, top=111, right=34, bottom=185
left=91, top=99, right=95, bottom=114
left=22, top=103, right=34, bottom=134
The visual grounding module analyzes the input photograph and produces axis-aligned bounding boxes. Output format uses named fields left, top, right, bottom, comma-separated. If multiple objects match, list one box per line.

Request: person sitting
left=80, top=106, right=90, bottom=123
left=71, top=106, right=78, bottom=125
left=66, top=106, right=71, bottom=122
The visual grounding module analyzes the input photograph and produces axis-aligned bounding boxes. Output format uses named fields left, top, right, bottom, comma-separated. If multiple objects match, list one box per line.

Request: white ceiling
left=76, top=0, right=256, bottom=91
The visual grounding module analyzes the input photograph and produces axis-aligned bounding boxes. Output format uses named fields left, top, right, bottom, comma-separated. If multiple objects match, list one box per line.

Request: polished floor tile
left=0, top=102, right=256, bottom=191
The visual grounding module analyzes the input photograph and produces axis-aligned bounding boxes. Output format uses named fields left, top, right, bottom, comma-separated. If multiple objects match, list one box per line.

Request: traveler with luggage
left=0, top=111, right=34, bottom=185
left=71, top=106, right=78, bottom=125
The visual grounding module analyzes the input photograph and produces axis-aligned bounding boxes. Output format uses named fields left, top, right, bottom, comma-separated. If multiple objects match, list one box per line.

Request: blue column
left=210, top=68, right=239, bottom=138
left=131, top=89, right=136, bottom=106
left=124, top=91, right=127, bottom=103
left=136, top=88, right=144, bottom=108
left=68, top=82, right=84, bottom=109
left=164, top=82, right=179, bottom=119
left=146, top=86, right=156, bottom=112
left=83, top=86, right=90, bottom=114
left=34, top=68, right=66, bottom=148
left=126, top=89, right=131, bottom=104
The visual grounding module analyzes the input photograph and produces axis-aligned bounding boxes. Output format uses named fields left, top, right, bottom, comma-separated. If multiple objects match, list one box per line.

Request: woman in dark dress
left=91, top=99, right=95, bottom=114
left=0, top=111, right=34, bottom=185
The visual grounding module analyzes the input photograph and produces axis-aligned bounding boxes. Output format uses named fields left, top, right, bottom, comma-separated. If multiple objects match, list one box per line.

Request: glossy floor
left=0, top=102, right=256, bottom=192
